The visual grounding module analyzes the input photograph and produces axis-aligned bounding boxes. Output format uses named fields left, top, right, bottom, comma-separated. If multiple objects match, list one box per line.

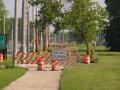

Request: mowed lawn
left=0, top=56, right=27, bottom=89
left=0, top=68, right=27, bottom=89
left=60, top=46, right=120, bottom=90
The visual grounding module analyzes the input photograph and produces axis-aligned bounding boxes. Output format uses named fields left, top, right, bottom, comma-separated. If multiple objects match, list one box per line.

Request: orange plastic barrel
left=0, top=53, right=3, bottom=63
left=83, top=54, right=90, bottom=64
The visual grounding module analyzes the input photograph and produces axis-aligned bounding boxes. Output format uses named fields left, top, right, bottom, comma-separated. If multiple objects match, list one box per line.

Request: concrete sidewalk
left=4, top=70, right=62, bottom=90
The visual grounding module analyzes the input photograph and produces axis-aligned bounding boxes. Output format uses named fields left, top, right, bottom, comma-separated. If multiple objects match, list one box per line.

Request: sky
left=4, top=0, right=106, bottom=18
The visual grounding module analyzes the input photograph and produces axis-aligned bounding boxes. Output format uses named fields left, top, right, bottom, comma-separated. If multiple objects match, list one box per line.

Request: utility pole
left=13, top=0, right=19, bottom=66
left=35, top=5, right=38, bottom=52
left=3, top=14, right=5, bottom=34
left=12, top=21, right=13, bottom=56
left=21, top=0, right=27, bottom=53
left=40, top=31, right=43, bottom=50
left=26, top=0, right=30, bottom=52
left=48, top=25, right=50, bottom=48
left=32, top=6, right=36, bottom=52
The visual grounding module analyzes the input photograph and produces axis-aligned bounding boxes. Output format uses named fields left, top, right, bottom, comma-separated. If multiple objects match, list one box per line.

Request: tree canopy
left=29, top=0, right=108, bottom=53
left=60, top=0, right=108, bottom=53
left=105, top=0, right=120, bottom=51
left=0, top=0, right=12, bottom=40
left=0, top=0, right=7, bottom=34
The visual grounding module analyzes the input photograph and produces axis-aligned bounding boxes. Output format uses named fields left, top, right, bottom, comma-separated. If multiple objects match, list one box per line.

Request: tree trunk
left=43, top=29, right=45, bottom=50
left=26, top=1, right=29, bottom=52
left=35, top=5, right=38, bottom=52
left=82, top=32, right=90, bottom=54
left=48, top=26, right=50, bottom=48
left=85, top=39, right=90, bottom=54
left=45, top=23, right=49, bottom=51
left=32, top=6, right=36, bottom=52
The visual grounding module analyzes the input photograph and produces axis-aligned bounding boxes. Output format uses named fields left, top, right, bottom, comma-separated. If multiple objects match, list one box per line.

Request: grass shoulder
left=0, top=67, right=27, bottom=89
left=60, top=45, right=120, bottom=90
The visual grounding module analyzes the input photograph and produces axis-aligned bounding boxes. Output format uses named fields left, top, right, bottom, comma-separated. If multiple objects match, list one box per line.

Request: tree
left=5, top=18, right=13, bottom=40
left=50, top=0, right=108, bottom=54
left=0, top=0, right=8, bottom=34
left=30, top=0, right=62, bottom=51
left=62, top=0, right=104, bottom=53
left=62, top=0, right=107, bottom=54
left=105, top=0, right=120, bottom=51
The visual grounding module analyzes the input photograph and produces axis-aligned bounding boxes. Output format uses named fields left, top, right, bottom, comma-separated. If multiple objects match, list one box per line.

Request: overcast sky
left=4, top=0, right=106, bottom=18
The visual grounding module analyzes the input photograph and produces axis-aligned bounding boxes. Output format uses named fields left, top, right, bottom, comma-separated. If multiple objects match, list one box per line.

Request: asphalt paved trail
left=4, top=70, right=62, bottom=90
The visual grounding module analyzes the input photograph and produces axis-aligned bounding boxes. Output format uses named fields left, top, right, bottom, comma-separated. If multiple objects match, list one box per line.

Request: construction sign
left=52, top=50, right=67, bottom=60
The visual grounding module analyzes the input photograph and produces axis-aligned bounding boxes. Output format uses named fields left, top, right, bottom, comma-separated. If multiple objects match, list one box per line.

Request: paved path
left=4, top=70, right=62, bottom=90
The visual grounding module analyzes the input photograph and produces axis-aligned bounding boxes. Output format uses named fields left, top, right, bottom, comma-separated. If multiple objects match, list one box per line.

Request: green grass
left=0, top=67, right=27, bottom=89
left=0, top=56, right=27, bottom=89
left=60, top=46, right=120, bottom=90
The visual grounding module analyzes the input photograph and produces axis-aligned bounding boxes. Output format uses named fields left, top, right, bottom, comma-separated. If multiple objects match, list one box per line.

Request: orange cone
left=37, top=57, right=45, bottom=71
left=38, top=62, right=44, bottom=71
left=52, top=60, right=60, bottom=71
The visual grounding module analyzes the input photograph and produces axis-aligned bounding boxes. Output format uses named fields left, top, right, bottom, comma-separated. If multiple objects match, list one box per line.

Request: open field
left=60, top=45, right=120, bottom=90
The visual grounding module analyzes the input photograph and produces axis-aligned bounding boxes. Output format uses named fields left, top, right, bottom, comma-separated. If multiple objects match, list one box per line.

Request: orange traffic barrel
left=83, top=54, right=90, bottom=64
left=0, top=53, right=3, bottom=63
left=37, top=57, right=45, bottom=71
left=52, top=60, right=60, bottom=71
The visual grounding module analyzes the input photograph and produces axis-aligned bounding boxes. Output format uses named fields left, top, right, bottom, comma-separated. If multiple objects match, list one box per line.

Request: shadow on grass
left=96, top=50, right=108, bottom=52
left=97, top=54, right=120, bottom=56
left=81, top=49, right=107, bottom=52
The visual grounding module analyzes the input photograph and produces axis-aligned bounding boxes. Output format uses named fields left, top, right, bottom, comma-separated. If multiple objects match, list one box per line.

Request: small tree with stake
left=61, top=0, right=108, bottom=62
